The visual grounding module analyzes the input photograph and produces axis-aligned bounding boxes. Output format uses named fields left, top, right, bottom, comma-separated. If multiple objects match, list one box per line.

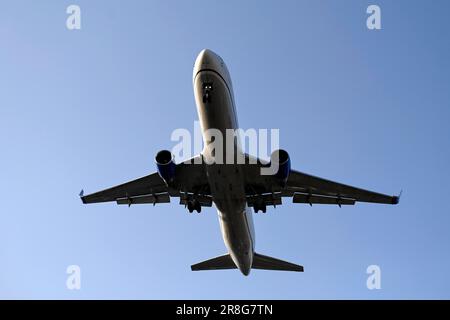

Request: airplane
left=80, top=49, right=399, bottom=276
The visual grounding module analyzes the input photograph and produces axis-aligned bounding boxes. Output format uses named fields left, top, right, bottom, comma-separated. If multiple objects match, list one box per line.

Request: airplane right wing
left=80, top=155, right=212, bottom=208
left=80, top=172, right=169, bottom=204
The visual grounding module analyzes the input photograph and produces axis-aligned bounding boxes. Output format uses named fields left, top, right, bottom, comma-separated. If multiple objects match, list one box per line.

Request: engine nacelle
left=155, top=150, right=176, bottom=184
left=270, top=149, right=291, bottom=186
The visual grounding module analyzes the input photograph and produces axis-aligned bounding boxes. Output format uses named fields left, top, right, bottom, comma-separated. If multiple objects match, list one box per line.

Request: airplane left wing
left=242, top=155, right=399, bottom=210
left=286, top=169, right=399, bottom=205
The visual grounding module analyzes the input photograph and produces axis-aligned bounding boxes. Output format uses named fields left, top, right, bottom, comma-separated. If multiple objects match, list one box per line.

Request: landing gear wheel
left=187, top=200, right=201, bottom=213
left=203, top=92, right=211, bottom=103
left=253, top=203, right=267, bottom=213
left=194, top=200, right=201, bottom=213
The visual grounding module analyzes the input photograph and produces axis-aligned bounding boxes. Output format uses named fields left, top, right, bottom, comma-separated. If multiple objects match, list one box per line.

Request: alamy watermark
left=367, top=5, right=381, bottom=30
left=66, top=265, right=81, bottom=290
left=66, top=5, right=81, bottom=30
left=170, top=121, right=281, bottom=175
left=366, top=265, right=381, bottom=290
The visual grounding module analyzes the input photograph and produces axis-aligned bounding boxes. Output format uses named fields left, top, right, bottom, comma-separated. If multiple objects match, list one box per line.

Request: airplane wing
left=80, top=172, right=169, bottom=204
left=243, top=159, right=399, bottom=208
left=285, top=169, right=399, bottom=205
left=80, top=155, right=211, bottom=206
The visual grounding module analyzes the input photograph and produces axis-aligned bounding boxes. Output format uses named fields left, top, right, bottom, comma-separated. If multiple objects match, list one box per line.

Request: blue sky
left=1, top=0, right=449, bottom=299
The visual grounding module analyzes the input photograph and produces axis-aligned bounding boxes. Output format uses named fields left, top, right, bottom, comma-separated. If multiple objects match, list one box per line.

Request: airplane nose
left=193, top=48, right=231, bottom=88
left=196, top=49, right=218, bottom=67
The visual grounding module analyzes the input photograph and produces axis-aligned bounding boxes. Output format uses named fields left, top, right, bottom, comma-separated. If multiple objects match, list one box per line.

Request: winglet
left=392, top=190, right=402, bottom=205
left=79, top=189, right=86, bottom=204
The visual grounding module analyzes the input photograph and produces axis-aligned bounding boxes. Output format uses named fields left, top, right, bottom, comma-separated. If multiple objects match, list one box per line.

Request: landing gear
left=202, top=82, right=213, bottom=103
left=187, top=199, right=201, bottom=213
left=253, top=202, right=267, bottom=213
left=202, top=92, right=211, bottom=103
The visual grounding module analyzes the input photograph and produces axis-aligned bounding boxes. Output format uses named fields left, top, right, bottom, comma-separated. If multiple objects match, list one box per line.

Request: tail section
left=191, top=254, right=237, bottom=271
left=252, top=253, right=304, bottom=272
left=191, top=253, right=303, bottom=272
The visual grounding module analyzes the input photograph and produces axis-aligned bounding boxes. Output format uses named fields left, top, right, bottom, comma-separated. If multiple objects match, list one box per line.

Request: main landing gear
left=253, top=202, right=267, bottom=214
left=187, top=199, right=202, bottom=213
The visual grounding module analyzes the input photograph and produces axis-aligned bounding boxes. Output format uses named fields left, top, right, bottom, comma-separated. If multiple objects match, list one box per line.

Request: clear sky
left=1, top=0, right=449, bottom=299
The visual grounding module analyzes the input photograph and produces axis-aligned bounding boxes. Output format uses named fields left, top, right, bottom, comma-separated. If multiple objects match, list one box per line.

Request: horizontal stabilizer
left=191, top=254, right=237, bottom=271
left=252, top=253, right=304, bottom=272
left=191, top=253, right=303, bottom=272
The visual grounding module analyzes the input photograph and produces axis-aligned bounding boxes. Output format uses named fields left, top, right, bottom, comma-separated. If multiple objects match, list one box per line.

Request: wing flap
left=116, top=193, right=170, bottom=205
left=293, top=192, right=355, bottom=205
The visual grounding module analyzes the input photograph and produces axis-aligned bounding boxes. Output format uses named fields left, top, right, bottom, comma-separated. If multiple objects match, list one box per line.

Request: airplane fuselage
left=193, top=49, right=255, bottom=275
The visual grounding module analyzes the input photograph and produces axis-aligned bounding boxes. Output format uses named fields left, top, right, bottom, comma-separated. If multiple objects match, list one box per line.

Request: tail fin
left=252, top=253, right=304, bottom=272
left=191, top=253, right=303, bottom=272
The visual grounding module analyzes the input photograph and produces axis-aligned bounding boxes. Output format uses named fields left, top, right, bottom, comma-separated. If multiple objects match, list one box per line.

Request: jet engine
left=155, top=150, right=176, bottom=184
left=270, top=149, right=291, bottom=186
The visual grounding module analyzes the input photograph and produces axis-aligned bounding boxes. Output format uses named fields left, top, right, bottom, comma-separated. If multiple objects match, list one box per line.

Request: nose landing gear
left=202, top=82, right=213, bottom=103
left=203, top=92, right=211, bottom=103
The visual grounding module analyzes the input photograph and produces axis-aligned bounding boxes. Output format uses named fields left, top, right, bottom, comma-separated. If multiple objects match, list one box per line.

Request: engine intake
left=270, top=149, right=291, bottom=186
left=155, top=150, right=176, bottom=184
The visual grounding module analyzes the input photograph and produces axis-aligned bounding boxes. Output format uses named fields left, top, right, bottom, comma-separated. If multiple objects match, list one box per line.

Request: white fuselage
left=193, top=49, right=255, bottom=275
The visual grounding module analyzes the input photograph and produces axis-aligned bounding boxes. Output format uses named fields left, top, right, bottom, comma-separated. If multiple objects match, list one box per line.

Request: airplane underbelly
left=194, top=70, right=237, bottom=137
left=208, top=164, right=255, bottom=268
left=194, top=66, right=255, bottom=272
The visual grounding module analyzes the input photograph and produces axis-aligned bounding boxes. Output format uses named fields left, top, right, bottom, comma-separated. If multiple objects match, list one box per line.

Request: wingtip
left=392, top=190, right=402, bottom=205
left=79, top=189, right=87, bottom=204
left=392, top=196, right=399, bottom=205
